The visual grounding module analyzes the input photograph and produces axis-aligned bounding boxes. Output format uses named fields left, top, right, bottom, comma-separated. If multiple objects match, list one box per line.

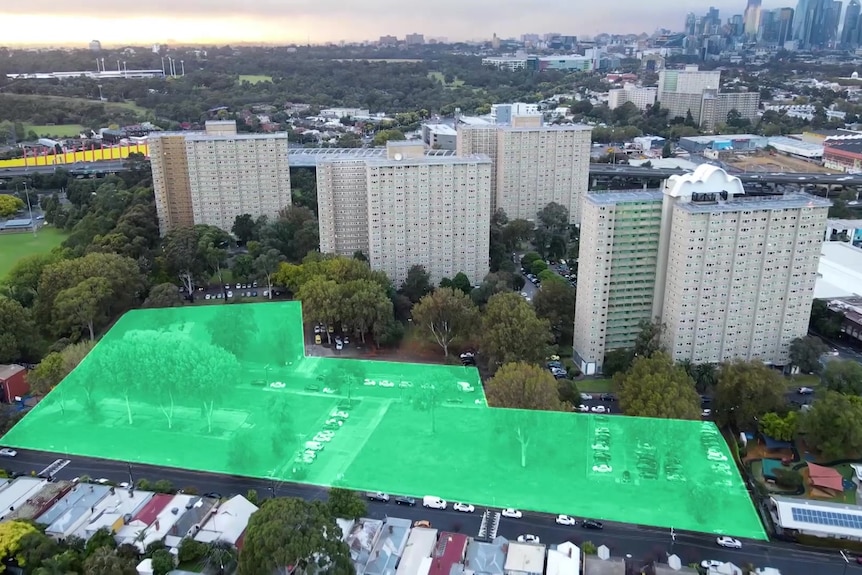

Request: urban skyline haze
left=5, top=0, right=796, bottom=46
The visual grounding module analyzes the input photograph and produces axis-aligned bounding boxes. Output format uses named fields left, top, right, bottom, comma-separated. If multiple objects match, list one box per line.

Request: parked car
left=716, top=536, right=742, bottom=549
left=0, top=448, right=17, bottom=457
left=395, top=496, right=416, bottom=506
left=414, top=520, right=431, bottom=528
left=501, top=508, right=522, bottom=519
left=453, top=503, right=475, bottom=513
left=580, top=393, right=593, bottom=401
left=555, top=515, right=577, bottom=526
left=423, top=496, right=447, bottom=509
left=517, top=534, right=540, bottom=543
left=366, top=492, right=390, bottom=502
left=797, top=387, right=814, bottom=395
left=581, top=520, right=603, bottom=530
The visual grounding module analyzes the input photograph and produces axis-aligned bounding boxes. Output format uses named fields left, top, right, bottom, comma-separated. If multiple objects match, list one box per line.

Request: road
left=2, top=448, right=858, bottom=574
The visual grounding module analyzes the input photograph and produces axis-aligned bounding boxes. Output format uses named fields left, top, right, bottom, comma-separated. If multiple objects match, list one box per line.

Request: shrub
left=178, top=538, right=208, bottom=563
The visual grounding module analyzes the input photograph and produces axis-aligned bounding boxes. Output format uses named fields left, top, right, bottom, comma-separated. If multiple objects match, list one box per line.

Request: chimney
left=155, top=520, right=160, bottom=530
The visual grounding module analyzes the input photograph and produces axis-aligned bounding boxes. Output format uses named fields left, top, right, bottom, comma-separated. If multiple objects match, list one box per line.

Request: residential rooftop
left=194, top=495, right=259, bottom=547
left=71, top=489, right=154, bottom=540
left=7, top=480, right=73, bottom=521
left=0, top=478, right=45, bottom=520
left=503, top=542, right=546, bottom=575
left=586, top=190, right=665, bottom=205
left=43, top=484, right=112, bottom=536
left=678, top=192, right=832, bottom=214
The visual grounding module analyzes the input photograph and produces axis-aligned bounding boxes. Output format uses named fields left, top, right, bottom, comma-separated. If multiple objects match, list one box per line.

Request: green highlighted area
left=2, top=302, right=766, bottom=539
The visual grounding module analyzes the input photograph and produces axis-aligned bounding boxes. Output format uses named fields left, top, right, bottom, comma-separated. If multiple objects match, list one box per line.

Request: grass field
left=428, top=71, right=465, bottom=87
left=2, top=94, right=147, bottom=115
left=239, top=74, right=273, bottom=84
left=0, top=227, right=66, bottom=279
left=25, top=124, right=86, bottom=138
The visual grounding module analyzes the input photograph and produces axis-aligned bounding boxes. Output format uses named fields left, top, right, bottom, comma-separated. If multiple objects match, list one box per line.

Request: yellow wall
left=0, top=144, right=149, bottom=169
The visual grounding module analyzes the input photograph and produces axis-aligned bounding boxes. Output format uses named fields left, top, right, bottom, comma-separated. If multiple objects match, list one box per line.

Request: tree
left=758, top=412, right=798, bottom=442
left=614, top=352, right=700, bottom=419
left=661, top=141, right=674, bottom=158
left=142, top=283, right=183, bottom=308
left=713, top=360, right=786, bottom=430
left=530, top=259, right=548, bottom=277
left=532, top=280, right=576, bottom=343
left=481, top=292, right=553, bottom=368
left=0, top=296, right=39, bottom=363
left=327, top=488, right=367, bottom=519
left=450, top=272, right=472, bottom=295
left=0, top=520, right=39, bottom=572
left=85, top=527, right=117, bottom=557
left=255, top=249, right=285, bottom=299
left=789, top=336, right=829, bottom=375
left=162, top=226, right=209, bottom=293
left=239, top=497, right=354, bottom=575
left=232, top=213, right=258, bottom=243
left=52, top=276, right=112, bottom=340
left=485, top=362, right=568, bottom=410
left=151, top=549, right=174, bottom=575
left=231, top=254, right=255, bottom=282
left=0, top=252, right=61, bottom=308
left=520, top=252, right=542, bottom=270
left=82, top=547, right=137, bottom=575
left=633, top=319, right=665, bottom=358
left=0, top=194, right=24, bottom=217
left=602, top=348, right=634, bottom=377
left=399, top=264, right=433, bottom=304
left=17, top=530, right=60, bottom=574
left=410, top=288, right=479, bottom=357
left=27, top=340, right=95, bottom=396
left=802, top=391, right=862, bottom=459
left=822, top=360, right=862, bottom=395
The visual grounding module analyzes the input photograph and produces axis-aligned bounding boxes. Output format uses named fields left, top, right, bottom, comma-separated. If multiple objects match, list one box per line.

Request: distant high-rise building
left=150, top=121, right=292, bottom=235
left=405, top=33, right=425, bottom=45
left=843, top=0, right=861, bottom=45
left=572, top=165, right=831, bottom=375
left=685, top=12, right=697, bottom=35
left=658, top=65, right=721, bottom=94
left=89, top=40, right=101, bottom=52
left=317, top=142, right=491, bottom=286
left=744, top=0, right=764, bottom=35
left=378, top=35, right=398, bottom=45
left=778, top=8, right=796, bottom=44
left=657, top=66, right=758, bottom=130
left=608, top=84, right=658, bottom=111
left=795, top=0, right=833, bottom=47
left=828, top=0, right=844, bottom=42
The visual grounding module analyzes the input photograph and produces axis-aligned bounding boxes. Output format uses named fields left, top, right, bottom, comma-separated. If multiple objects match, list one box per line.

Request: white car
left=702, top=560, right=724, bottom=569
left=331, top=410, right=350, bottom=419
left=95, top=478, right=110, bottom=484
left=336, top=342, right=343, bottom=351
left=322, top=387, right=337, bottom=394
left=702, top=409, right=712, bottom=417
left=324, top=419, right=344, bottom=427
left=716, top=536, right=742, bottom=549
left=119, top=482, right=131, bottom=489
left=313, top=433, right=333, bottom=443
left=580, top=393, right=593, bottom=400
left=577, top=404, right=589, bottom=412
left=379, top=380, right=395, bottom=388
left=590, top=405, right=607, bottom=414
left=453, top=503, right=475, bottom=513
left=304, top=441, right=324, bottom=451
left=501, top=508, right=522, bottom=519
left=555, top=514, right=577, bottom=526
left=517, top=534, right=540, bottom=543
left=0, top=448, right=17, bottom=457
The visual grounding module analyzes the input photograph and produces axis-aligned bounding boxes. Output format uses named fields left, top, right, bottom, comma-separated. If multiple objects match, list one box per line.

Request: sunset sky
left=4, top=0, right=784, bottom=46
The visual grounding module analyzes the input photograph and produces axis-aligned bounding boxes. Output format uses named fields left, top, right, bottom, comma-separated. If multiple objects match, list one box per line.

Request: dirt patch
left=727, top=152, right=836, bottom=174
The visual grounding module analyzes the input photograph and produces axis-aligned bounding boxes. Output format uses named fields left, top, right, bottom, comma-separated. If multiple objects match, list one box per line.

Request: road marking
left=38, top=458, right=71, bottom=478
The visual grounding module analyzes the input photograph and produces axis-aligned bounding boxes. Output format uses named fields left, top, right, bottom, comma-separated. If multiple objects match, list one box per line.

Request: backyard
left=0, top=227, right=66, bottom=279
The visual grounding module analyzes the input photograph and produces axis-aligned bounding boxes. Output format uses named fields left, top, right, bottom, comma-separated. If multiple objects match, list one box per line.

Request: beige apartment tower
left=150, top=120, right=292, bottom=235
left=573, top=164, right=831, bottom=374
left=457, top=118, right=592, bottom=223
left=317, top=141, right=492, bottom=286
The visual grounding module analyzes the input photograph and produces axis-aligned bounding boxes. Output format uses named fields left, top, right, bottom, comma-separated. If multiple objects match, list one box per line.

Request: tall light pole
left=23, top=182, right=35, bottom=237
left=670, top=526, right=676, bottom=553
left=840, top=549, right=850, bottom=575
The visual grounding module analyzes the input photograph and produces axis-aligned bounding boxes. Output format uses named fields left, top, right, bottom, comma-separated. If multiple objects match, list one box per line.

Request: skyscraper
left=317, top=142, right=492, bottom=286
left=843, top=0, right=861, bottom=46
left=744, top=0, right=764, bottom=35
left=572, top=165, right=830, bottom=374
left=150, top=121, right=292, bottom=235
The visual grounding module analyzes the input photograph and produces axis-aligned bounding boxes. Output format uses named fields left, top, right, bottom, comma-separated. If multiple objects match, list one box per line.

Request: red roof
left=808, top=463, right=845, bottom=492
left=427, top=532, right=468, bottom=575
left=133, top=493, right=173, bottom=525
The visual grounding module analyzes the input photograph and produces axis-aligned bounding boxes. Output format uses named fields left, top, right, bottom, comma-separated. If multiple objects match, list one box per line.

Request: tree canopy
left=789, top=336, right=829, bottom=374
left=802, top=391, right=862, bottom=459
left=822, top=359, right=862, bottom=395
left=481, top=292, right=553, bottom=368
left=614, top=352, right=700, bottom=419
left=410, top=287, right=479, bottom=357
left=713, top=360, right=786, bottom=430
left=238, top=497, right=354, bottom=575
left=485, top=362, right=568, bottom=411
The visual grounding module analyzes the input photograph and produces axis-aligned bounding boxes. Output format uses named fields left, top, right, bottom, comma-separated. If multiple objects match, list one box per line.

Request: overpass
left=3, top=152, right=862, bottom=187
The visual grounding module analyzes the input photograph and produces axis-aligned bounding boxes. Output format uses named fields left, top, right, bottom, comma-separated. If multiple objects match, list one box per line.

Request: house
left=115, top=493, right=174, bottom=546
left=40, top=484, right=112, bottom=540
left=0, top=478, right=48, bottom=520
left=0, top=365, right=28, bottom=402
left=428, top=532, right=468, bottom=575
left=503, top=542, right=546, bottom=575
left=546, top=542, right=580, bottom=575
left=71, top=488, right=154, bottom=540
left=363, top=517, right=411, bottom=575
left=395, top=527, right=439, bottom=575
left=5, top=480, right=74, bottom=521
left=452, top=536, right=507, bottom=575
left=164, top=495, right=218, bottom=548
left=194, top=495, right=258, bottom=548
left=584, top=554, right=626, bottom=575
left=132, top=494, right=197, bottom=552
left=654, top=563, right=699, bottom=574
left=342, top=518, right=384, bottom=571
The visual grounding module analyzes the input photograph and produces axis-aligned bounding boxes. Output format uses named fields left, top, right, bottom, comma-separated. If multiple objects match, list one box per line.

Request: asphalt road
left=2, top=448, right=859, bottom=574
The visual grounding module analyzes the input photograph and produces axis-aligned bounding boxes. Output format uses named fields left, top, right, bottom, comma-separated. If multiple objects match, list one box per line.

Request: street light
left=840, top=549, right=850, bottom=575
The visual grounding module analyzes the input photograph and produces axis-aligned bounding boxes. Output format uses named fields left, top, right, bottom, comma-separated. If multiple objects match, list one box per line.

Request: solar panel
left=790, top=507, right=862, bottom=530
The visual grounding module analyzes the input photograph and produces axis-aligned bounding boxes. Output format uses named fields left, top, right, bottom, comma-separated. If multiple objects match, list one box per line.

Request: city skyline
left=5, top=0, right=799, bottom=46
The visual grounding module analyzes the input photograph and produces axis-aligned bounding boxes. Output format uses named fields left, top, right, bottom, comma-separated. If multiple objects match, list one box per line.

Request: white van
left=423, top=496, right=447, bottom=510
left=305, top=441, right=324, bottom=451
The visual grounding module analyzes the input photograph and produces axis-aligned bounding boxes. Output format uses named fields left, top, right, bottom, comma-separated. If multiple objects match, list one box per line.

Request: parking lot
left=182, top=281, right=281, bottom=303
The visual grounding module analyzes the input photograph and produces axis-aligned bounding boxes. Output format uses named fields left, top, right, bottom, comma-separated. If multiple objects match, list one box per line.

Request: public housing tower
left=573, top=164, right=830, bottom=374
left=149, top=120, right=292, bottom=235
left=317, top=141, right=492, bottom=286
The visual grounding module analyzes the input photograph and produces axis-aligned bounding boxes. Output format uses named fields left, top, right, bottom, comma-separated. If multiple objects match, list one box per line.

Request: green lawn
left=239, top=74, right=273, bottom=84
left=25, top=124, right=85, bottom=138
left=785, top=373, right=821, bottom=389
left=4, top=94, right=147, bottom=116
left=0, top=227, right=66, bottom=279
left=578, top=377, right=615, bottom=393
left=427, top=71, right=465, bottom=88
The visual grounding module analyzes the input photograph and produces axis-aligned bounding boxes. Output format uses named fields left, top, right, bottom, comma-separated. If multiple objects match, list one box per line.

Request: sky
left=3, top=0, right=790, bottom=46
